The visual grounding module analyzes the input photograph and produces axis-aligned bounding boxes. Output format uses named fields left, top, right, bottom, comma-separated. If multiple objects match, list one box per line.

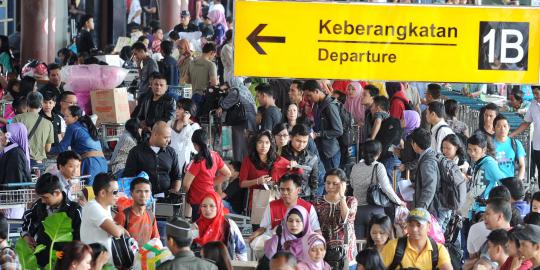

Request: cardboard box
left=90, top=88, right=130, bottom=124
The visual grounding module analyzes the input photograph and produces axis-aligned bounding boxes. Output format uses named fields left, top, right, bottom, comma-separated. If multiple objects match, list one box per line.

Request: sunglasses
left=110, top=190, right=119, bottom=195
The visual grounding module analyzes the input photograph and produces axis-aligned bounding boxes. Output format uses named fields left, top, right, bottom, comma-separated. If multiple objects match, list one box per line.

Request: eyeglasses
left=110, top=190, right=119, bottom=195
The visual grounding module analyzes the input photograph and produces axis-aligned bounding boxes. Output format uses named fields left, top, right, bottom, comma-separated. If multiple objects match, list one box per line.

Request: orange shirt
left=114, top=209, right=160, bottom=247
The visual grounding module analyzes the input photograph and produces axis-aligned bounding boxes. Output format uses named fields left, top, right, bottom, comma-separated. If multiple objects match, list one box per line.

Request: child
left=369, top=96, right=390, bottom=140
left=531, top=191, right=540, bottom=213
left=40, top=93, right=66, bottom=146
left=501, top=178, right=530, bottom=218
left=222, top=161, right=246, bottom=214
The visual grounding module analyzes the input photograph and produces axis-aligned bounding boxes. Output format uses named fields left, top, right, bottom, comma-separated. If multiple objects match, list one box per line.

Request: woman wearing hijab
left=208, top=8, right=228, bottom=46
left=261, top=205, right=313, bottom=269
left=401, top=110, right=421, bottom=140
left=219, top=77, right=257, bottom=162
left=297, top=233, right=331, bottom=270
left=194, top=191, right=248, bottom=261
left=344, top=82, right=365, bottom=126
left=178, top=39, right=193, bottom=84
left=0, top=123, right=31, bottom=188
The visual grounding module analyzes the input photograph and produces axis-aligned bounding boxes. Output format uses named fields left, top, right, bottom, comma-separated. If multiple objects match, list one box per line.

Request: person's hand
left=289, top=161, right=298, bottom=169
left=23, top=235, right=36, bottom=249
left=399, top=201, right=408, bottom=207
left=216, top=108, right=223, bottom=118
left=95, top=251, right=109, bottom=269
left=122, top=227, right=131, bottom=237
left=339, top=182, right=347, bottom=198
left=399, top=164, right=406, bottom=172
left=393, top=146, right=402, bottom=157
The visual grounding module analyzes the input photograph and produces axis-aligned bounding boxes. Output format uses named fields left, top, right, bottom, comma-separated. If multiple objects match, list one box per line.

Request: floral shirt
left=312, top=196, right=358, bottom=262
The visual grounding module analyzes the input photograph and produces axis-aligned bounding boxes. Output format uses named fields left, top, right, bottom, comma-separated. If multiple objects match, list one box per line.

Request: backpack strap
left=123, top=207, right=131, bottom=229
left=276, top=224, right=283, bottom=252
left=147, top=208, right=155, bottom=227
left=510, top=138, right=519, bottom=166
left=429, top=237, right=439, bottom=270
left=389, top=237, right=408, bottom=270
left=434, top=124, right=450, bottom=144
left=28, top=115, right=43, bottom=140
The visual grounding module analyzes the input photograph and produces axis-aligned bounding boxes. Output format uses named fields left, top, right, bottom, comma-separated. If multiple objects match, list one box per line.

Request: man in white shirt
left=426, top=101, right=455, bottom=153
left=128, top=0, right=142, bottom=25
left=510, top=85, right=540, bottom=183
left=81, top=173, right=128, bottom=261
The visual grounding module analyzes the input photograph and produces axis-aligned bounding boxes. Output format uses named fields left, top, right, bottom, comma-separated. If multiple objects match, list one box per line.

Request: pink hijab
left=298, top=233, right=331, bottom=270
left=264, top=205, right=312, bottom=259
left=208, top=9, right=228, bottom=31
left=344, top=81, right=365, bottom=125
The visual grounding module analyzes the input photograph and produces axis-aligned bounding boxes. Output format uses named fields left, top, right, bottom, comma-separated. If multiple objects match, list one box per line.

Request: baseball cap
left=180, top=10, right=190, bottom=18
left=514, top=224, right=540, bottom=244
left=406, top=208, right=430, bottom=224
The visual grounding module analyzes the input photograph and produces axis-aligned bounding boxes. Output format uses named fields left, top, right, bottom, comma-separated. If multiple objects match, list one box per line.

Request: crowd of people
left=2, top=2, right=540, bottom=270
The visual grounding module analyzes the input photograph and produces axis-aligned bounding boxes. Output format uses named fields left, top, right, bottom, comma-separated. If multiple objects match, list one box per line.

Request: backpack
left=111, top=235, right=138, bottom=269
left=123, top=207, right=156, bottom=228
left=393, top=95, right=414, bottom=111
left=375, top=117, right=403, bottom=159
left=389, top=237, right=439, bottom=270
left=444, top=214, right=464, bottom=270
left=333, top=99, right=356, bottom=147
left=435, top=153, right=467, bottom=211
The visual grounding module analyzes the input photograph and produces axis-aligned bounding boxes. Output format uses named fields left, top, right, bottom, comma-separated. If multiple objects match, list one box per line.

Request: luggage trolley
left=99, top=122, right=125, bottom=155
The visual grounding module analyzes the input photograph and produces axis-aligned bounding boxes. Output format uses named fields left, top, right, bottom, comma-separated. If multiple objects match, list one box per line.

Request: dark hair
left=12, top=96, right=27, bottom=114
left=92, top=173, right=115, bottom=196
left=249, top=130, right=278, bottom=171
left=0, top=35, right=9, bottom=54
left=524, top=212, right=540, bottom=226
left=486, top=229, right=509, bottom=254
left=57, top=48, right=73, bottom=66
left=487, top=197, right=513, bottom=223
left=79, top=15, right=93, bottom=29
left=255, top=83, right=273, bottom=97
left=57, top=151, right=81, bottom=169
left=160, top=40, right=174, bottom=56
left=493, top=114, right=508, bottom=128
left=229, top=161, right=242, bottom=172
left=177, top=98, right=196, bottom=115
left=302, top=80, right=320, bottom=92
left=444, top=99, right=459, bottom=118
left=271, top=251, right=297, bottom=267
left=355, top=248, right=386, bottom=270
left=0, top=213, right=8, bottom=240
left=467, top=131, right=495, bottom=157
left=427, top=83, right=442, bottom=99
left=224, top=29, right=233, bottom=44
left=131, top=41, right=147, bottom=52
left=125, top=118, right=142, bottom=144
left=325, top=168, right=348, bottom=182
left=362, top=140, right=382, bottom=166
left=152, top=73, right=167, bottom=82
left=489, top=185, right=511, bottom=201
left=68, top=106, right=99, bottom=141
left=202, top=43, right=217, bottom=53
left=26, top=91, right=43, bottom=109
left=441, top=134, right=467, bottom=160
left=88, top=243, right=107, bottom=268
left=55, top=241, right=93, bottom=270
left=149, top=71, right=162, bottom=80
left=410, top=128, right=431, bottom=150
left=385, top=82, right=402, bottom=97
left=20, top=76, right=37, bottom=96
left=279, top=173, right=302, bottom=188
left=501, top=178, right=525, bottom=201
left=333, top=90, right=347, bottom=104
left=47, top=63, right=61, bottom=74
left=366, top=214, right=395, bottom=248
left=7, top=79, right=21, bottom=99
left=137, top=36, right=149, bottom=43
left=192, top=129, right=213, bottom=169
left=511, top=88, right=524, bottom=103
left=532, top=192, right=540, bottom=212
left=201, top=241, right=233, bottom=270
left=168, top=31, right=180, bottom=41
left=130, top=177, right=151, bottom=193
left=290, top=124, right=310, bottom=137
left=364, top=84, right=380, bottom=97
left=41, top=91, right=56, bottom=102
left=373, top=96, right=389, bottom=112
left=152, top=27, right=162, bottom=34
left=35, top=173, right=63, bottom=195
left=272, top=123, right=288, bottom=136
left=427, top=101, right=445, bottom=118
left=291, top=80, right=304, bottom=90
left=60, top=91, right=76, bottom=102
left=479, top=103, right=500, bottom=130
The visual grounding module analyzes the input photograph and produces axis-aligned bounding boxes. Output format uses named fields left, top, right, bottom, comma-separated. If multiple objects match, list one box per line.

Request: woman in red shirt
left=183, top=129, right=231, bottom=221
left=239, top=130, right=296, bottom=226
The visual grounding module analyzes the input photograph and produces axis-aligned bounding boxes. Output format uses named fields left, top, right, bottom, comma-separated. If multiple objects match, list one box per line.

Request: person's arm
left=416, top=159, right=438, bottom=208
left=21, top=205, right=38, bottom=248
left=322, top=102, right=344, bottom=139
left=100, top=219, right=127, bottom=238
left=182, top=172, right=196, bottom=192
left=214, top=163, right=231, bottom=194
left=509, top=122, right=530, bottom=137
left=377, top=164, right=403, bottom=204
left=209, top=62, right=218, bottom=86
left=370, top=117, right=382, bottom=140
left=309, top=206, right=322, bottom=233
left=50, top=125, right=74, bottom=154
left=517, top=140, right=527, bottom=179
left=195, top=0, right=202, bottom=21
left=70, top=206, right=82, bottom=241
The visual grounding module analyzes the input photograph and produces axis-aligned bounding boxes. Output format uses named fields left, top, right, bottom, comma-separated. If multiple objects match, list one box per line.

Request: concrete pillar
left=160, top=0, right=181, bottom=33
left=21, top=0, right=48, bottom=64
left=48, top=0, right=56, bottom=64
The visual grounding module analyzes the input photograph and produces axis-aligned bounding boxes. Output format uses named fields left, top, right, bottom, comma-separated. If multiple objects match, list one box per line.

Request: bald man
left=123, top=121, right=181, bottom=194
left=270, top=251, right=298, bottom=270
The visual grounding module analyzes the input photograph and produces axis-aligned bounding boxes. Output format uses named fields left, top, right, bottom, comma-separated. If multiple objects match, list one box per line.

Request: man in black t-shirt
left=40, top=94, right=65, bottom=146
left=76, top=15, right=97, bottom=55
left=173, top=11, right=199, bottom=33
left=256, top=83, right=282, bottom=132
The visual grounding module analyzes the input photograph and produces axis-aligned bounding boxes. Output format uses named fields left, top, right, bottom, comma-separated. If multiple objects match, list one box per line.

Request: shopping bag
left=250, top=189, right=277, bottom=224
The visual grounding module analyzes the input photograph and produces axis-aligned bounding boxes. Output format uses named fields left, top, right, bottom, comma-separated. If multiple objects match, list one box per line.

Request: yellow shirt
left=381, top=238, right=451, bottom=269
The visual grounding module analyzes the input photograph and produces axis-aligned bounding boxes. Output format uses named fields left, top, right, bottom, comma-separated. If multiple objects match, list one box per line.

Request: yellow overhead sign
left=233, top=1, right=540, bottom=84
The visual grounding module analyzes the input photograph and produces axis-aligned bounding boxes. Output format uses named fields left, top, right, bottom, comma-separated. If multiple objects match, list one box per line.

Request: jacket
left=123, top=142, right=182, bottom=194
left=224, top=219, right=248, bottom=261
left=136, top=94, right=176, bottom=128
left=157, top=250, right=217, bottom=270
left=413, top=148, right=439, bottom=214
left=0, top=147, right=31, bottom=188
left=281, top=144, right=319, bottom=198
left=313, top=95, right=343, bottom=158
left=21, top=194, right=82, bottom=267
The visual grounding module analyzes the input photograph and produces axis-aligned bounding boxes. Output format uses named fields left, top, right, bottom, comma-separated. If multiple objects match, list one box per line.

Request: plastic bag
left=428, top=214, right=446, bottom=244
left=134, top=238, right=174, bottom=270
left=61, top=65, right=128, bottom=113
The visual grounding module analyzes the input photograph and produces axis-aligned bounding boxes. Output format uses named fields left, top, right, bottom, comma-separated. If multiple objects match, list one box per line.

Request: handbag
left=111, top=234, right=139, bottom=269
left=324, top=221, right=348, bottom=270
left=224, top=88, right=247, bottom=126
left=367, top=164, right=394, bottom=207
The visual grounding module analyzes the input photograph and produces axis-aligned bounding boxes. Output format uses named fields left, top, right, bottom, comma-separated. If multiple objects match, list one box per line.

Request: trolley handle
left=0, top=182, right=37, bottom=188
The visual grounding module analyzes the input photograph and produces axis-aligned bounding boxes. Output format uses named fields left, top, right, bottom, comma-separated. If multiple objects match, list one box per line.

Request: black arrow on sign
left=247, top=24, right=286, bottom=55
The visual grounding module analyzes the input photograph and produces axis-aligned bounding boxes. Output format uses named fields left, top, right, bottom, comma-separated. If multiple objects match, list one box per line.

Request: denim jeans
left=381, top=154, right=401, bottom=186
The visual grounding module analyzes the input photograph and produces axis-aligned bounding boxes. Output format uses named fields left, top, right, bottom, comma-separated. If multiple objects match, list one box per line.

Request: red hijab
left=194, top=191, right=229, bottom=246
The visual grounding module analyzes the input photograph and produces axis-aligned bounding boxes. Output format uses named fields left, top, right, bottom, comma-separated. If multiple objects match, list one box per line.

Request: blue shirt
left=51, top=121, right=103, bottom=155
left=495, top=138, right=526, bottom=178
left=470, top=155, right=505, bottom=214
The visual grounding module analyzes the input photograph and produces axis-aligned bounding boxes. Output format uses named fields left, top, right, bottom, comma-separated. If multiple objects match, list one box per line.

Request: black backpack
left=333, top=100, right=356, bottom=147
left=389, top=237, right=439, bottom=270
left=375, top=117, right=403, bottom=160
left=435, top=153, right=467, bottom=211
left=392, top=95, right=414, bottom=111
left=444, top=214, right=464, bottom=270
